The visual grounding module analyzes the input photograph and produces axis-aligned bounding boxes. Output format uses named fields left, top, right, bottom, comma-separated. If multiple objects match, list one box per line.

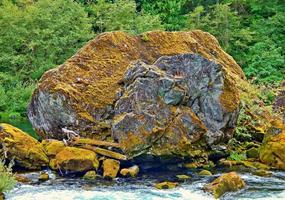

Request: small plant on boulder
left=0, top=160, right=16, bottom=198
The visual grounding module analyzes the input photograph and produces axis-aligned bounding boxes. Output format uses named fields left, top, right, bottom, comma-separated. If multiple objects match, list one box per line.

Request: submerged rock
left=120, top=165, right=139, bottom=177
left=199, top=170, right=212, bottom=176
left=253, top=169, right=272, bottom=177
left=176, top=174, right=191, bottom=181
left=0, top=123, right=48, bottom=170
left=38, top=172, right=49, bottom=181
left=28, top=31, right=244, bottom=158
left=260, top=120, right=285, bottom=170
left=15, top=174, right=31, bottom=183
left=155, top=181, right=179, bottom=189
left=102, top=159, right=120, bottom=179
left=204, top=172, right=245, bottom=198
left=50, top=147, right=99, bottom=173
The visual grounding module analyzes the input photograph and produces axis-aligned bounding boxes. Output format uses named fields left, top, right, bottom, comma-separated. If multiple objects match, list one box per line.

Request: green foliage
left=0, top=0, right=92, bottom=119
left=0, top=0, right=92, bottom=80
left=139, top=0, right=187, bottom=30
left=0, top=160, right=16, bottom=193
left=87, top=0, right=164, bottom=34
left=183, top=1, right=284, bottom=84
left=229, top=152, right=246, bottom=161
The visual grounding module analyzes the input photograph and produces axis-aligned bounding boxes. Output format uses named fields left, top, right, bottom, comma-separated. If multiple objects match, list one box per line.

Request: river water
left=6, top=169, right=285, bottom=200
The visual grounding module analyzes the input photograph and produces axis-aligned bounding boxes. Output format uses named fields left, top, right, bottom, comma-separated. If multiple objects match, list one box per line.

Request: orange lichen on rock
left=28, top=30, right=245, bottom=139
left=204, top=172, right=246, bottom=198
left=50, top=147, right=99, bottom=172
left=0, top=123, right=49, bottom=169
left=259, top=120, right=285, bottom=170
left=41, top=139, right=65, bottom=158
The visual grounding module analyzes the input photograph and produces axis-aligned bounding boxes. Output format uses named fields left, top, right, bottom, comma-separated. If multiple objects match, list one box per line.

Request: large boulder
left=0, top=123, right=49, bottom=169
left=113, top=54, right=239, bottom=156
left=28, top=31, right=245, bottom=157
left=259, top=120, right=285, bottom=170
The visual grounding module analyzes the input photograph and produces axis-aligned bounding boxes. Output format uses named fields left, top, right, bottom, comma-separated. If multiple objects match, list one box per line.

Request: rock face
left=204, top=172, right=245, bottom=198
left=113, top=54, right=239, bottom=156
left=49, top=147, right=99, bottom=173
left=259, top=120, right=285, bottom=170
left=28, top=30, right=245, bottom=158
left=0, top=123, right=48, bottom=170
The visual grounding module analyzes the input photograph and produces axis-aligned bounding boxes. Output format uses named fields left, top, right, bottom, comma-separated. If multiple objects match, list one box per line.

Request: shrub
left=0, top=160, right=16, bottom=194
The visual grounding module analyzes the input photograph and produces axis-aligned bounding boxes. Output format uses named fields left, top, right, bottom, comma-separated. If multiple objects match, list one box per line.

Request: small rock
left=155, top=181, right=179, bottom=189
left=120, top=165, right=139, bottom=177
left=15, top=174, right=31, bottom=183
left=103, top=159, right=120, bottom=180
left=204, top=172, right=245, bottom=198
left=50, top=147, right=99, bottom=173
left=184, top=162, right=199, bottom=169
left=38, top=172, right=49, bottom=181
left=199, top=170, right=212, bottom=176
left=83, top=171, right=97, bottom=180
left=253, top=169, right=272, bottom=177
left=176, top=174, right=191, bottom=181
left=246, top=148, right=259, bottom=159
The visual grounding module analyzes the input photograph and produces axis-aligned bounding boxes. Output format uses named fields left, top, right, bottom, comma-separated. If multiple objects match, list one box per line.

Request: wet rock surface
left=204, top=171, right=245, bottom=198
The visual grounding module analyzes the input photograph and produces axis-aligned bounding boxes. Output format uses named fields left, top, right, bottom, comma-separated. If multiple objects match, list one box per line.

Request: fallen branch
left=81, top=145, right=127, bottom=160
left=72, top=138, right=122, bottom=149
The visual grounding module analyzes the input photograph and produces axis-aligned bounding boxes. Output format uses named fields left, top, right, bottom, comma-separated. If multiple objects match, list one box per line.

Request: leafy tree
left=87, top=0, right=164, bottom=34
left=0, top=0, right=92, bottom=119
left=139, top=0, right=187, bottom=30
left=0, top=0, right=92, bottom=81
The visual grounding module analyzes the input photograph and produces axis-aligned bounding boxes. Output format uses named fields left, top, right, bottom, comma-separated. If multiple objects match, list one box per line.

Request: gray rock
left=112, top=54, right=240, bottom=156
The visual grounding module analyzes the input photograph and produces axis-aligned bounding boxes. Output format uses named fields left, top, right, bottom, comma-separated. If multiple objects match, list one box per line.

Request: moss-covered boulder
left=50, top=147, right=99, bottom=173
left=0, top=123, right=48, bottom=169
left=42, top=139, right=65, bottom=158
left=259, top=120, right=285, bottom=170
left=204, top=172, right=245, bottom=198
left=28, top=31, right=244, bottom=159
left=102, top=159, right=120, bottom=179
